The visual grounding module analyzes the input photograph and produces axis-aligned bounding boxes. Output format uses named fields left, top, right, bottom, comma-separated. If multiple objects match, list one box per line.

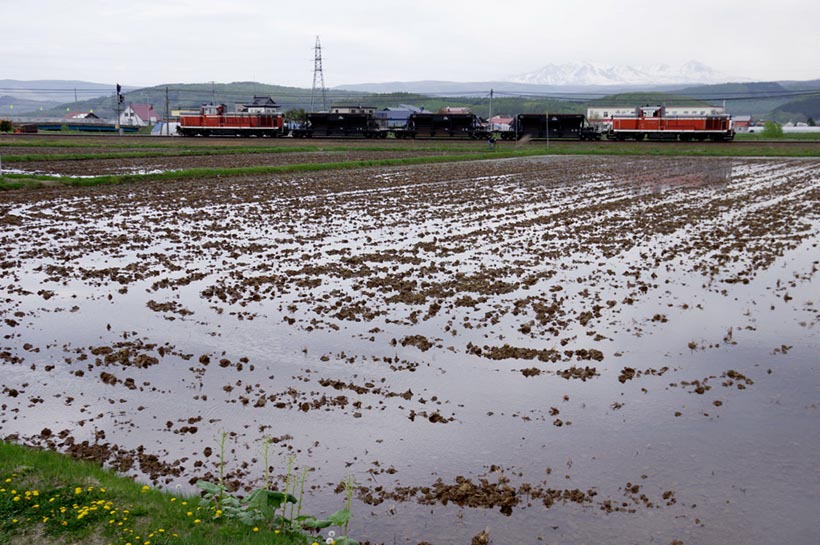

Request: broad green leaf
left=195, top=480, right=222, bottom=494
left=302, top=517, right=332, bottom=529
left=245, top=489, right=298, bottom=512
left=335, top=537, right=360, bottom=545
left=326, top=509, right=351, bottom=526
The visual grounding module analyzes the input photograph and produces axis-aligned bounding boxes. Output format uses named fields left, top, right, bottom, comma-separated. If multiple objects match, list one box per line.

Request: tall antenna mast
left=310, top=36, right=327, bottom=112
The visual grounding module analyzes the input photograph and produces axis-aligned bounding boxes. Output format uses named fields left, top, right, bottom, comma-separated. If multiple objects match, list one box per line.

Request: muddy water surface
left=1, top=156, right=818, bottom=544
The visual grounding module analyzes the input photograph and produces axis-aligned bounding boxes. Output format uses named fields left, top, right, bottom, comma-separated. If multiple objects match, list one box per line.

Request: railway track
left=2, top=133, right=818, bottom=146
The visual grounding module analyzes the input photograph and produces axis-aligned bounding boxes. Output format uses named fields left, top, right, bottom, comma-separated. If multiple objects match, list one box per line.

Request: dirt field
left=0, top=153, right=818, bottom=544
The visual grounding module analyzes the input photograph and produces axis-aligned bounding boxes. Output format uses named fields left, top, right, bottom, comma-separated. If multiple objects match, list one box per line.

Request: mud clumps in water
left=468, top=343, right=561, bottom=363
left=399, top=335, right=434, bottom=352
left=619, top=367, right=637, bottom=383
left=557, top=366, right=599, bottom=381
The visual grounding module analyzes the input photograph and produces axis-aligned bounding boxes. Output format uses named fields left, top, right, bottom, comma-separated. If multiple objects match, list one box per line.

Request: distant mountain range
left=2, top=70, right=818, bottom=122
left=509, top=60, right=740, bottom=86
left=337, top=61, right=748, bottom=95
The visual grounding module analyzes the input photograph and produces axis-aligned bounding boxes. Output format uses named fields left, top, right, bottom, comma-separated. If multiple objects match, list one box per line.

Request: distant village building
left=374, top=104, right=424, bottom=128
left=439, top=106, right=471, bottom=115
left=732, top=115, right=752, bottom=131
left=63, top=111, right=100, bottom=121
left=330, top=104, right=376, bottom=115
left=120, top=104, right=161, bottom=126
left=488, top=115, right=513, bottom=131
left=238, top=96, right=281, bottom=114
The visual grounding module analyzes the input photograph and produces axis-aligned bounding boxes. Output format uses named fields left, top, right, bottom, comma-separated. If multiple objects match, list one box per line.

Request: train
left=291, top=112, right=386, bottom=138
left=178, top=102, right=288, bottom=137
left=290, top=112, right=490, bottom=139
left=500, top=114, right=602, bottom=141
left=177, top=98, right=734, bottom=142
left=393, top=113, right=490, bottom=139
left=603, top=106, right=734, bottom=141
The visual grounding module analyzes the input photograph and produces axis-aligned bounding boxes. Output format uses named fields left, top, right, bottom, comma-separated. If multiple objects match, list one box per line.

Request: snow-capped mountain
left=510, top=61, right=738, bottom=86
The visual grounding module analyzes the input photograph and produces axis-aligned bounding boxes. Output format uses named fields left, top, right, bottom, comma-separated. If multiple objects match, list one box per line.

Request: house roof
left=128, top=104, right=159, bottom=121
left=244, top=96, right=279, bottom=108
left=63, top=111, right=99, bottom=120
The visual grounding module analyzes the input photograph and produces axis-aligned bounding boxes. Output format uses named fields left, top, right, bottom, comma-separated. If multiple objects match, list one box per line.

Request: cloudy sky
left=3, top=0, right=819, bottom=87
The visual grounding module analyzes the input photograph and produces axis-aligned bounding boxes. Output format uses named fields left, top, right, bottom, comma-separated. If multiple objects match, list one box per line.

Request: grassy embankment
left=0, top=441, right=315, bottom=545
left=734, top=131, right=820, bottom=141
left=1, top=141, right=819, bottom=191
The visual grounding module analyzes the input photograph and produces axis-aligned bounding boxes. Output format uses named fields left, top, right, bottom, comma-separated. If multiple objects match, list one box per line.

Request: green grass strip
left=2, top=144, right=819, bottom=191
left=0, top=145, right=488, bottom=162
left=0, top=440, right=304, bottom=545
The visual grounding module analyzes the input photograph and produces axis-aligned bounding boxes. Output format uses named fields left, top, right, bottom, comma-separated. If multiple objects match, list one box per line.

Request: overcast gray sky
left=3, top=0, right=818, bottom=87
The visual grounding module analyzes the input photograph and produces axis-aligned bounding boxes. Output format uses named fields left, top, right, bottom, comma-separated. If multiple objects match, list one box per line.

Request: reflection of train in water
left=177, top=97, right=734, bottom=141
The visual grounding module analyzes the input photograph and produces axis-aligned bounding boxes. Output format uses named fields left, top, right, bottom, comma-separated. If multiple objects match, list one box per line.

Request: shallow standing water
left=1, top=155, right=818, bottom=544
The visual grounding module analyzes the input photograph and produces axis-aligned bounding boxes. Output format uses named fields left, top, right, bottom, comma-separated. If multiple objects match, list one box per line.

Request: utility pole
left=310, top=36, right=327, bottom=112
left=115, top=83, right=123, bottom=136
left=211, top=81, right=216, bottom=104
left=488, top=89, right=494, bottom=129
left=546, top=111, right=550, bottom=148
left=74, top=87, right=78, bottom=105
left=165, top=86, right=170, bottom=136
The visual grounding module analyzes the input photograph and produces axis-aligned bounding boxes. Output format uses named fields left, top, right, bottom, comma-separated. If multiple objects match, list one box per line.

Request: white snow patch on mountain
left=510, top=61, right=742, bottom=86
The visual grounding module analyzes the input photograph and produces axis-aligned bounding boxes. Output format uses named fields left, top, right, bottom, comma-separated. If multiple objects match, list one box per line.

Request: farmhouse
left=119, top=104, right=161, bottom=126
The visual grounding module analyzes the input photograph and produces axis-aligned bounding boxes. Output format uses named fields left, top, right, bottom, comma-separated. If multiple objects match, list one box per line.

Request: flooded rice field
left=1, top=155, right=818, bottom=544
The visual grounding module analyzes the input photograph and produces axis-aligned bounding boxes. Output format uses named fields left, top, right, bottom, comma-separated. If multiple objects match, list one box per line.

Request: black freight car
left=501, top=114, right=601, bottom=140
left=394, top=113, right=490, bottom=139
left=291, top=113, right=387, bottom=138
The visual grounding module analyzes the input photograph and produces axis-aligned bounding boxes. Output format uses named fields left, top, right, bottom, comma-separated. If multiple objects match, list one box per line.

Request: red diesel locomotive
left=178, top=98, right=288, bottom=137
left=606, top=106, right=734, bottom=141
